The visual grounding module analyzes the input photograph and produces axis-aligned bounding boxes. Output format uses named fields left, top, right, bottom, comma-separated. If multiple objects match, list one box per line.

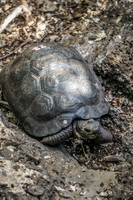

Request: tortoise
left=0, top=42, right=113, bottom=145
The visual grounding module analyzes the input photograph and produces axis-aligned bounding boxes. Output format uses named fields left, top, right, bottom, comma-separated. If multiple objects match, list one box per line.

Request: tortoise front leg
left=41, top=124, right=73, bottom=145
left=94, top=123, right=113, bottom=144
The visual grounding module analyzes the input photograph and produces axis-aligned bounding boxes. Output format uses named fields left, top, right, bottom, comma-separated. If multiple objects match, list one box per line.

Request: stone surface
left=0, top=112, right=115, bottom=199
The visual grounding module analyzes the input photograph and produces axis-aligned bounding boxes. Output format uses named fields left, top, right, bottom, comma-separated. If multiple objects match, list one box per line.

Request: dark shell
left=0, top=42, right=109, bottom=137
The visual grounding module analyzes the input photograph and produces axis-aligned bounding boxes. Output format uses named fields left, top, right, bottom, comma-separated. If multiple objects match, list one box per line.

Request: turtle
left=0, top=42, right=113, bottom=145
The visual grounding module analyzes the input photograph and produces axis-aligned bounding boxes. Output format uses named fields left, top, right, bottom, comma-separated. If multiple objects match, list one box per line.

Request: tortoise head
left=75, top=119, right=113, bottom=143
left=76, top=119, right=99, bottom=140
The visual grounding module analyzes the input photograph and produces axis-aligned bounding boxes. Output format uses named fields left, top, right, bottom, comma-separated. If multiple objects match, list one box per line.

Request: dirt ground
left=0, top=0, right=133, bottom=199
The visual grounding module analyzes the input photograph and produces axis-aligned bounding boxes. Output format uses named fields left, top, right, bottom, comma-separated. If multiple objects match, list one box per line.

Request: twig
left=0, top=40, right=30, bottom=60
left=0, top=0, right=31, bottom=34
left=21, top=0, right=31, bottom=13
left=40, top=30, right=48, bottom=42
left=0, top=100, right=10, bottom=110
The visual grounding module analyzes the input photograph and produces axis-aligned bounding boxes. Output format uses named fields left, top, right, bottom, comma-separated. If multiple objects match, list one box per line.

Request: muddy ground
left=0, top=0, right=133, bottom=199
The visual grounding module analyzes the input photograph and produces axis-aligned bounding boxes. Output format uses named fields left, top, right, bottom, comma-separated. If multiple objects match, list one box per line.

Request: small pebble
left=88, top=34, right=97, bottom=40
left=99, top=191, right=108, bottom=197
left=26, top=185, right=44, bottom=196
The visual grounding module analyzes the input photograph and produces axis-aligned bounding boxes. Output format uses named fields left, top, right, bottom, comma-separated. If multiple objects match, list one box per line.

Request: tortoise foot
left=94, top=124, right=113, bottom=144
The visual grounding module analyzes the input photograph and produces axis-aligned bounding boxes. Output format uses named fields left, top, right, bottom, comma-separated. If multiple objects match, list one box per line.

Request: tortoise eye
left=84, top=128, right=90, bottom=133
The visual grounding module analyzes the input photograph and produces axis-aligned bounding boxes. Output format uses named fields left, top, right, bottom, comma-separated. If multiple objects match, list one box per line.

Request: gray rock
left=0, top=111, right=115, bottom=199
